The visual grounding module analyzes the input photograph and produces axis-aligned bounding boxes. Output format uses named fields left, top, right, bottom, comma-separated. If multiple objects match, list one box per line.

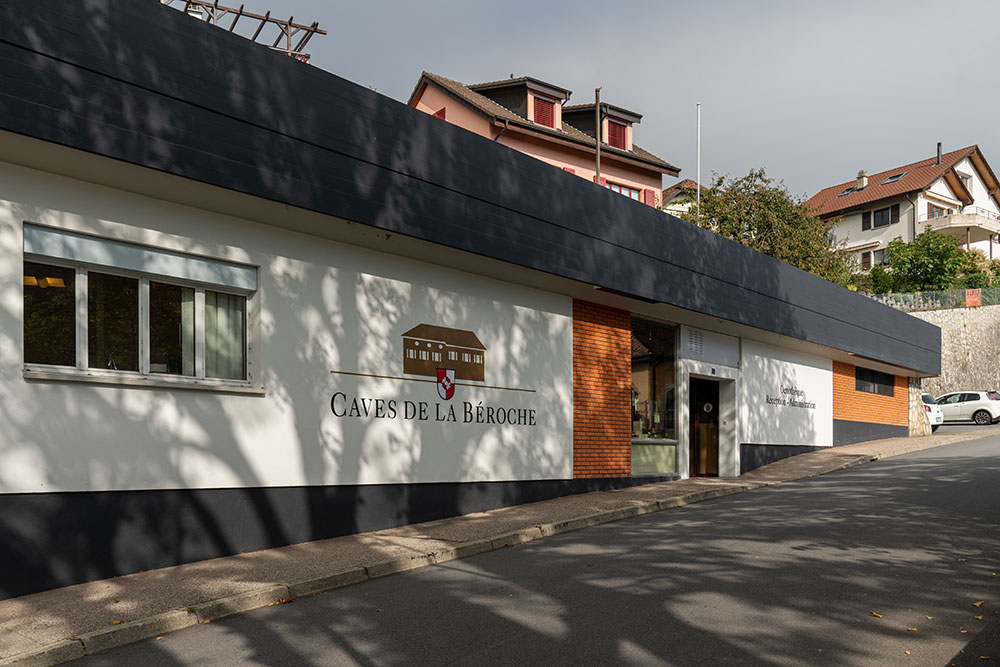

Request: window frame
left=23, top=251, right=258, bottom=393
left=607, top=181, right=642, bottom=201
left=855, top=366, right=894, bottom=397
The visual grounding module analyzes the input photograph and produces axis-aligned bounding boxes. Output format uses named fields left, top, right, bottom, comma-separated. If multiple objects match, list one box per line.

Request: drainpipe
left=493, top=118, right=509, bottom=142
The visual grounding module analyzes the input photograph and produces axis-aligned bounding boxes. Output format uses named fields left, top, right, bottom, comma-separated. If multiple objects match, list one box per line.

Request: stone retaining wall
left=909, top=304, right=1000, bottom=397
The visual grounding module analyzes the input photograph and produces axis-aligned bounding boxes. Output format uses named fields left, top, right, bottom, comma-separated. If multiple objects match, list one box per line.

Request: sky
left=181, top=0, right=1000, bottom=198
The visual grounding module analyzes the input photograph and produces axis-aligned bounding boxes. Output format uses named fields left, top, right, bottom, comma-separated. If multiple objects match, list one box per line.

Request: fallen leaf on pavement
left=872, top=611, right=883, bottom=618
left=961, top=629, right=969, bottom=634
left=155, top=637, right=163, bottom=641
left=907, top=628, right=918, bottom=632
left=975, top=601, right=986, bottom=607
left=927, top=616, right=934, bottom=620
left=958, top=558, right=968, bottom=562
left=905, top=650, right=910, bottom=655
left=112, top=621, right=121, bottom=625
left=976, top=615, right=984, bottom=621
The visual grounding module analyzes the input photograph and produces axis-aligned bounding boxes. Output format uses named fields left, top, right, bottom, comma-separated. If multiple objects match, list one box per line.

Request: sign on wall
left=321, top=270, right=574, bottom=486
left=330, top=323, right=539, bottom=428
left=740, top=340, right=832, bottom=447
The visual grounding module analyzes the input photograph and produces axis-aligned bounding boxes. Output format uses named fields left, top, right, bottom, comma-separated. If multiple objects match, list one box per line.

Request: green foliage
left=867, top=265, right=895, bottom=294
left=883, top=230, right=967, bottom=292
left=676, top=168, right=852, bottom=286
left=859, top=230, right=996, bottom=294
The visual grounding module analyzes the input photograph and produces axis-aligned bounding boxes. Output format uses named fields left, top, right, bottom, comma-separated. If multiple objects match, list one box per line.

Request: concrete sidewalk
left=3, top=426, right=998, bottom=666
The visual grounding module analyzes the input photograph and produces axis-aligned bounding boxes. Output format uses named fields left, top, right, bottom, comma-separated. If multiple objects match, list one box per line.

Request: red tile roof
left=407, top=71, right=679, bottom=175
left=662, top=178, right=703, bottom=200
left=806, top=146, right=982, bottom=217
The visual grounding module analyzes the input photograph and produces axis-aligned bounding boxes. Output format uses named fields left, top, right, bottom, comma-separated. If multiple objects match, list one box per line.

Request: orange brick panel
left=832, top=361, right=907, bottom=426
left=572, top=300, right=631, bottom=478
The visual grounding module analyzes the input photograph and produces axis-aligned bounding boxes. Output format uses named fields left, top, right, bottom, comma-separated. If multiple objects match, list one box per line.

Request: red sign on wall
left=966, top=288, right=982, bottom=307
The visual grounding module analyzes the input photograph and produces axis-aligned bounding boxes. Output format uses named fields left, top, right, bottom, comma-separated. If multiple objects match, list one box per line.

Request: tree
left=884, top=230, right=966, bottom=292
left=673, top=169, right=853, bottom=286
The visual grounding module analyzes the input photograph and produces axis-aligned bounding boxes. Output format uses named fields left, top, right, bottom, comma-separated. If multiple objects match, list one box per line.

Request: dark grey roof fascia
left=0, top=0, right=940, bottom=375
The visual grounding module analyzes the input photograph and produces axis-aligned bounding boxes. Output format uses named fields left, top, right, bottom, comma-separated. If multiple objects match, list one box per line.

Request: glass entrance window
left=631, top=318, right=677, bottom=440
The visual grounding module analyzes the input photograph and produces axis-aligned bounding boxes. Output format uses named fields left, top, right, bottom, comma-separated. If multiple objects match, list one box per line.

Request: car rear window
left=989, top=391, right=1000, bottom=401
left=922, top=394, right=936, bottom=404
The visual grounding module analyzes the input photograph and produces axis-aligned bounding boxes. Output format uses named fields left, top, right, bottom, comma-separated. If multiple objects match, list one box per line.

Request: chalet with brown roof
left=806, top=144, right=1000, bottom=270
left=407, top=72, right=679, bottom=207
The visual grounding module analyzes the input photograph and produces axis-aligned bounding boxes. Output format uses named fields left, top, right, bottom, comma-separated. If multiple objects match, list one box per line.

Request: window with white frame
left=607, top=182, right=641, bottom=201
left=22, top=224, right=255, bottom=384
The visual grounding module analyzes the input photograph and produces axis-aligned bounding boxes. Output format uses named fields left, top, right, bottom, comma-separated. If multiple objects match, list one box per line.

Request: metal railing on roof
left=871, top=287, right=1000, bottom=312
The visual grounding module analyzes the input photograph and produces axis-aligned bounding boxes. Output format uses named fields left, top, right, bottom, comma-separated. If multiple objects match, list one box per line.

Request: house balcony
left=920, top=207, right=1000, bottom=247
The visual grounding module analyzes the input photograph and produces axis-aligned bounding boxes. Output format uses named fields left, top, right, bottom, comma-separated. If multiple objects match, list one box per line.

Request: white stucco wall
left=0, top=161, right=574, bottom=494
left=739, top=340, right=832, bottom=447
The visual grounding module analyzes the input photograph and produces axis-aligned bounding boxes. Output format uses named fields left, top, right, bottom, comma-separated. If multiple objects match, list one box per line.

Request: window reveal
left=855, top=366, right=894, bottom=397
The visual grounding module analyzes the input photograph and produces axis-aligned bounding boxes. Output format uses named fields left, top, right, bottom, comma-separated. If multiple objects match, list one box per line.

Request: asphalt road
left=79, top=438, right=1000, bottom=666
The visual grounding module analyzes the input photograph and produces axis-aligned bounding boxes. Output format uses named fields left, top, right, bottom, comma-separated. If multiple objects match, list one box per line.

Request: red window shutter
left=862, top=211, right=871, bottom=231
left=643, top=189, right=656, bottom=206
left=861, top=252, right=871, bottom=270
left=433, top=107, right=446, bottom=120
left=534, top=97, right=555, bottom=127
left=608, top=121, right=626, bottom=149
left=890, top=203, right=900, bottom=223
left=563, top=167, right=576, bottom=174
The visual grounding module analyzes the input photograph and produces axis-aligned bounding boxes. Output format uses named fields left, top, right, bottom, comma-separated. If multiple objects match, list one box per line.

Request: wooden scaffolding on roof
left=160, top=0, right=326, bottom=62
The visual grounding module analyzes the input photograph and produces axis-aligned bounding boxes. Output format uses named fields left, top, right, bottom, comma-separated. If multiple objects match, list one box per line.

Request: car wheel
left=932, top=424, right=939, bottom=432
left=973, top=410, right=991, bottom=425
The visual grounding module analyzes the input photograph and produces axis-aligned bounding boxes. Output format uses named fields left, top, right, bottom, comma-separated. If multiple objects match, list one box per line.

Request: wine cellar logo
left=401, top=324, right=485, bottom=400
left=329, top=323, right=537, bottom=426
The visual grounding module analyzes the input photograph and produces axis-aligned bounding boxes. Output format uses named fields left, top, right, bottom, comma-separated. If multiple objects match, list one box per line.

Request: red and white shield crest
left=437, top=368, right=456, bottom=400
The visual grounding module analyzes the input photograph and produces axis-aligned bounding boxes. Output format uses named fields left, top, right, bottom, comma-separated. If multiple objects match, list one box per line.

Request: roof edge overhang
left=494, top=120, right=679, bottom=176
left=470, top=76, right=571, bottom=102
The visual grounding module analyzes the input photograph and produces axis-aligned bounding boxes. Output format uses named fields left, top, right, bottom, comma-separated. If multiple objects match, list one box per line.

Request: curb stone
left=287, top=567, right=368, bottom=598
left=191, top=585, right=290, bottom=623
left=3, top=433, right=986, bottom=667
left=0, top=640, right=84, bottom=666
left=79, top=609, right=198, bottom=655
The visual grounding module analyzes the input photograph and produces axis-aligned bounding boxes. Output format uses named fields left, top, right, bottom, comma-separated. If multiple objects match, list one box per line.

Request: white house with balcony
left=806, top=144, right=1000, bottom=270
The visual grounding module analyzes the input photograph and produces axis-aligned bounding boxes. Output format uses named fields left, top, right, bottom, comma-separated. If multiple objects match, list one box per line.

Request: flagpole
left=696, top=102, right=701, bottom=220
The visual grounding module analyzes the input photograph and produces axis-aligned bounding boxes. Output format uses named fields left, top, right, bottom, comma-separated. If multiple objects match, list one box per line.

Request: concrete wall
left=910, top=304, right=1000, bottom=398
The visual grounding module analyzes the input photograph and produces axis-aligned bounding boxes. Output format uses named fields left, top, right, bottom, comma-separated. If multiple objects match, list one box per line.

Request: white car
left=934, top=391, right=1000, bottom=425
left=921, top=393, right=944, bottom=432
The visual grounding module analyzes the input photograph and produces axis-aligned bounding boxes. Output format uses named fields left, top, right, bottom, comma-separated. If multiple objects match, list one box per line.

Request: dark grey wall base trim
left=739, top=444, right=822, bottom=474
left=0, top=475, right=676, bottom=600
left=833, top=419, right=908, bottom=446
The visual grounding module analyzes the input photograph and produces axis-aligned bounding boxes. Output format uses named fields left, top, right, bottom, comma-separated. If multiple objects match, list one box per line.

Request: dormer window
left=534, top=96, right=555, bottom=128
left=608, top=120, right=627, bottom=150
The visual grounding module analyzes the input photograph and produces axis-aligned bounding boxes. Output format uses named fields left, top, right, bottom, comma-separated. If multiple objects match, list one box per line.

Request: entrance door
left=690, top=378, right=719, bottom=476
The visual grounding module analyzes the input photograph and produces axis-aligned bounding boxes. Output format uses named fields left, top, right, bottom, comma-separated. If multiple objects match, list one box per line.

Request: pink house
left=407, top=73, right=679, bottom=207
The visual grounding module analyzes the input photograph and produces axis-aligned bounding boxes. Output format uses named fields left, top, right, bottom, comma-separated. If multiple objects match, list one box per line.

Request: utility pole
left=594, top=88, right=602, bottom=182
